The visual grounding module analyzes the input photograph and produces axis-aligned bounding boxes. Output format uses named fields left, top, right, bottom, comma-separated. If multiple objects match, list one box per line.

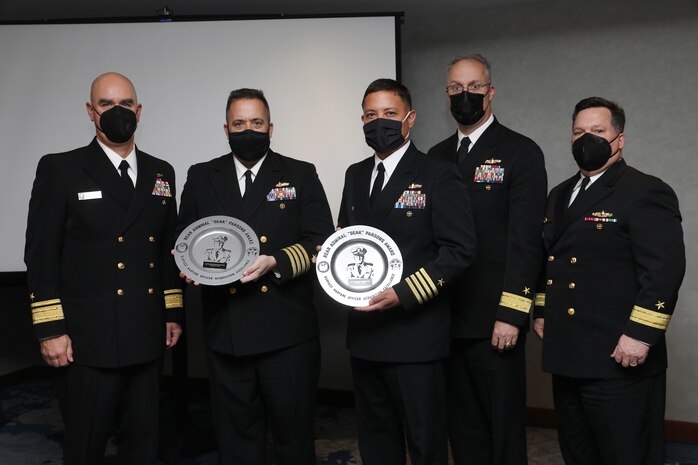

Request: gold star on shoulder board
left=523, top=287, right=531, bottom=295
left=437, top=278, right=445, bottom=287
left=655, top=300, right=665, bottom=310
left=30, top=292, right=35, bottom=301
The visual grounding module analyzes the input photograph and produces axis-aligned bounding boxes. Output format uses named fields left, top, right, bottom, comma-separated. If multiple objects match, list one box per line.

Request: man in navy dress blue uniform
left=534, top=97, right=685, bottom=465
left=25, top=72, right=184, bottom=465
left=176, top=88, right=334, bottom=465
left=338, top=78, right=476, bottom=465
left=428, top=54, right=547, bottom=465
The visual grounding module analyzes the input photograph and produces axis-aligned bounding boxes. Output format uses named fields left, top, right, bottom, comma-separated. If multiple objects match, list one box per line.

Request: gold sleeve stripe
left=499, top=292, right=533, bottom=314
left=418, top=268, right=439, bottom=297
left=535, top=293, right=546, bottom=307
left=31, top=298, right=62, bottom=308
left=413, top=271, right=435, bottom=300
left=32, top=304, right=64, bottom=325
left=282, top=246, right=301, bottom=277
left=164, top=293, right=184, bottom=309
left=404, top=276, right=425, bottom=305
left=630, top=305, right=671, bottom=330
left=290, top=243, right=311, bottom=273
left=164, top=289, right=183, bottom=295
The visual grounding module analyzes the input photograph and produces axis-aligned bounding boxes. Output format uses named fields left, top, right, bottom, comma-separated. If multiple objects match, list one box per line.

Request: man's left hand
left=166, top=322, right=183, bottom=348
left=492, top=320, right=520, bottom=353
left=240, top=255, right=277, bottom=283
left=356, top=288, right=400, bottom=312
left=611, top=334, right=650, bottom=367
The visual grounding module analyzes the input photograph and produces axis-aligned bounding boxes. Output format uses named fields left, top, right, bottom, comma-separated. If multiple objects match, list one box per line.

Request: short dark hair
left=362, top=78, right=412, bottom=109
left=448, top=53, right=492, bottom=82
left=225, top=88, right=271, bottom=120
left=573, top=97, right=625, bottom=133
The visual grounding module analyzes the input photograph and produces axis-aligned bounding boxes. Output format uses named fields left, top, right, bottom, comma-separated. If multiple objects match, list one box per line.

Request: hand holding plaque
left=174, top=215, right=260, bottom=286
left=316, top=225, right=403, bottom=307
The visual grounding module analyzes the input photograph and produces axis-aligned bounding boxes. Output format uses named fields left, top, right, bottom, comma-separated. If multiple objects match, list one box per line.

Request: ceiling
left=0, top=0, right=546, bottom=22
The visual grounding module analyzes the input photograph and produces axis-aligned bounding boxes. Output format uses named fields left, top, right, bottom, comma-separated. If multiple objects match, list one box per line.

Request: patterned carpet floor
left=1, top=378, right=696, bottom=465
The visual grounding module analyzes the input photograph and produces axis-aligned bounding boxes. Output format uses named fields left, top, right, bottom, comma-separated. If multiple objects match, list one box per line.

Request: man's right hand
left=40, top=334, right=73, bottom=367
left=533, top=318, right=544, bottom=340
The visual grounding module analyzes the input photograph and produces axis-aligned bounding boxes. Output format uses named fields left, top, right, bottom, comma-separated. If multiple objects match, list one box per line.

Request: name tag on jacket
left=78, top=191, right=102, bottom=200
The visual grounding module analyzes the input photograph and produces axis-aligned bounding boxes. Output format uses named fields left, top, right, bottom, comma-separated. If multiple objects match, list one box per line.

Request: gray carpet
left=1, top=378, right=696, bottom=465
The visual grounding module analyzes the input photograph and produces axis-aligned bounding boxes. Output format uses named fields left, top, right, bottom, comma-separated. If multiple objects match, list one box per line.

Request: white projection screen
left=0, top=16, right=399, bottom=271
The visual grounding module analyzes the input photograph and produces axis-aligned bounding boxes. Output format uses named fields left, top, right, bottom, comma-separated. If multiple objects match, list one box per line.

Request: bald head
left=90, top=72, right=138, bottom=104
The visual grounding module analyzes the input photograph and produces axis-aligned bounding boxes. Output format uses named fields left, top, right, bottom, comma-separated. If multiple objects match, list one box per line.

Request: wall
left=401, top=0, right=698, bottom=421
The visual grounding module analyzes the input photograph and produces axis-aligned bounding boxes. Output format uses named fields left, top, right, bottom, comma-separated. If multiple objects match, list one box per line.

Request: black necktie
left=119, top=160, right=134, bottom=203
left=457, top=136, right=471, bottom=166
left=569, top=176, right=590, bottom=208
left=369, top=162, right=385, bottom=208
left=243, top=170, right=253, bottom=199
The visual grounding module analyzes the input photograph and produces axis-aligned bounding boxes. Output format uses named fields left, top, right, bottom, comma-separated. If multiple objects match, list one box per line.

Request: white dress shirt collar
left=234, top=153, right=268, bottom=196
left=457, top=114, right=495, bottom=152
left=97, top=139, right=137, bottom=183
left=371, top=141, right=411, bottom=191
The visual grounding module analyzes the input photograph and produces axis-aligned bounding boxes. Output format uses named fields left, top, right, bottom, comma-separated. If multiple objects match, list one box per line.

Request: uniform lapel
left=210, top=154, right=243, bottom=218
left=121, top=150, right=155, bottom=230
left=552, top=175, right=578, bottom=240
left=82, top=138, right=131, bottom=211
left=368, top=145, right=418, bottom=226
left=351, top=157, right=373, bottom=225
left=240, top=151, right=283, bottom=221
left=551, top=160, right=628, bottom=244
left=460, top=119, right=500, bottom=180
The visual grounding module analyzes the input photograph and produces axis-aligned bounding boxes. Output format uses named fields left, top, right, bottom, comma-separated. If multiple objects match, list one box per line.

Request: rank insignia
left=584, top=210, right=617, bottom=223
left=275, top=181, right=290, bottom=188
left=484, top=158, right=502, bottom=164
left=474, top=164, right=504, bottom=183
left=152, top=178, right=172, bottom=197
left=267, top=186, right=297, bottom=201
left=395, top=190, right=426, bottom=209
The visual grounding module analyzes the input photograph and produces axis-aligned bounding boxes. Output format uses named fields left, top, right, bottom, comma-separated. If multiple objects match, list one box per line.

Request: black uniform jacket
left=428, top=118, right=547, bottom=337
left=534, top=159, right=685, bottom=378
left=176, top=150, right=334, bottom=356
left=25, top=138, right=184, bottom=368
left=338, top=143, right=476, bottom=363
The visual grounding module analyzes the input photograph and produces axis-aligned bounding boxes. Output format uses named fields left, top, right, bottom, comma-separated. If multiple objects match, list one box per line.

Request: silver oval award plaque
left=316, top=225, right=403, bottom=307
left=174, top=215, right=259, bottom=286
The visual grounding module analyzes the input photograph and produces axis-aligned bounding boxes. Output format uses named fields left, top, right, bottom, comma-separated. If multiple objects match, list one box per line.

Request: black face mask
left=572, top=132, right=621, bottom=171
left=228, top=129, right=270, bottom=163
left=450, top=90, right=487, bottom=126
left=363, top=114, right=411, bottom=154
left=97, top=106, right=138, bottom=143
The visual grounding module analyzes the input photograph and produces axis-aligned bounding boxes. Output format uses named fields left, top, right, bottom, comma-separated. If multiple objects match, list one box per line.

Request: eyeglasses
left=446, top=83, right=491, bottom=95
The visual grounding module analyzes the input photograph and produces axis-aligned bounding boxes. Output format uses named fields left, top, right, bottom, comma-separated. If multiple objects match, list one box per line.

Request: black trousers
left=55, top=359, right=161, bottom=465
left=206, top=338, right=320, bottom=465
left=351, top=356, right=448, bottom=465
left=446, top=336, right=528, bottom=465
left=553, top=372, right=666, bottom=465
